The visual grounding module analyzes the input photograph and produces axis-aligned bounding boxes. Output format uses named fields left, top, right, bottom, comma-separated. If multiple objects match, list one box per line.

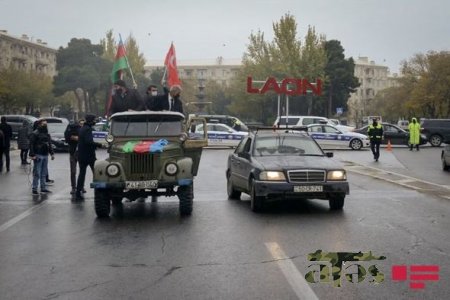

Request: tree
left=322, top=40, right=360, bottom=118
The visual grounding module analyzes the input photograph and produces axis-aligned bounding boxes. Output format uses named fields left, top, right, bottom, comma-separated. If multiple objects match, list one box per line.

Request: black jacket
left=77, top=124, right=101, bottom=163
left=367, top=124, right=384, bottom=142
left=152, top=93, right=184, bottom=113
left=110, top=89, right=145, bottom=115
left=64, top=123, right=81, bottom=154
left=0, top=123, right=12, bottom=148
left=29, top=128, right=54, bottom=156
left=17, top=125, right=31, bottom=150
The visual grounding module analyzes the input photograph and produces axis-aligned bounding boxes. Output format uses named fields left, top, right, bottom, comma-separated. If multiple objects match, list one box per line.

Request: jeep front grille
left=287, top=170, right=325, bottom=183
left=125, top=153, right=154, bottom=179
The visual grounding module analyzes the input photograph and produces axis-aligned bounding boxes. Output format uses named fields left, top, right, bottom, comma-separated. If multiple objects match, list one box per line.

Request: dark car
left=442, top=144, right=450, bottom=171
left=421, top=119, right=450, bottom=147
left=354, top=123, right=428, bottom=146
left=46, top=121, right=69, bottom=152
left=226, top=128, right=349, bottom=212
left=0, top=115, right=37, bottom=139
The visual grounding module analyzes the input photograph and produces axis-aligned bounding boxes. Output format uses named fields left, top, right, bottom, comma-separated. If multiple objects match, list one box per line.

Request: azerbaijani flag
left=122, top=139, right=169, bottom=153
left=110, top=37, right=129, bottom=83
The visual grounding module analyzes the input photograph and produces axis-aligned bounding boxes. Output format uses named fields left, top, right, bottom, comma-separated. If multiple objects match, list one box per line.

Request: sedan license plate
left=294, top=185, right=323, bottom=193
left=125, top=180, right=158, bottom=189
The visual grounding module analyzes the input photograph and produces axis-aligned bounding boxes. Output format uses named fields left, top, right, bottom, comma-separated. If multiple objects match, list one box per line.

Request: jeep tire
left=178, top=183, right=194, bottom=216
left=94, top=189, right=111, bottom=218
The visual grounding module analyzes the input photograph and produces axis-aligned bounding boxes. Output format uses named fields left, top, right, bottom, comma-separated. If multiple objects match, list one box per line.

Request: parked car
left=442, top=144, right=450, bottom=171
left=195, top=123, right=247, bottom=147
left=0, top=115, right=37, bottom=139
left=397, top=120, right=409, bottom=131
left=93, top=122, right=109, bottom=146
left=307, top=124, right=370, bottom=150
left=190, top=114, right=248, bottom=132
left=354, top=123, right=428, bottom=146
left=421, top=119, right=450, bottom=147
left=46, top=122, right=69, bottom=152
left=274, top=115, right=354, bottom=132
left=226, top=128, right=349, bottom=212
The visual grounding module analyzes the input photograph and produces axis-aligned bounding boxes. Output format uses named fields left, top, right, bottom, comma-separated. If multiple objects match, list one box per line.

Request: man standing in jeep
left=110, top=80, right=145, bottom=115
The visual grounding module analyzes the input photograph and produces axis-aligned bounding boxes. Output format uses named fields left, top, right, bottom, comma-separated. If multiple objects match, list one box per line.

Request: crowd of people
left=0, top=81, right=185, bottom=199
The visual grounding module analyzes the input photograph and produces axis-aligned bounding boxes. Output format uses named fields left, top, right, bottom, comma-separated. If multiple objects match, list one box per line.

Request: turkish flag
left=164, top=43, right=181, bottom=86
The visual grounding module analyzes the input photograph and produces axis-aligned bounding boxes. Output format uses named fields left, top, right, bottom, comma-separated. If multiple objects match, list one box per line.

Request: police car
left=92, top=122, right=109, bottom=146
left=307, top=124, right=370, bottom=150
left=196, top=123, right=248, bottom=147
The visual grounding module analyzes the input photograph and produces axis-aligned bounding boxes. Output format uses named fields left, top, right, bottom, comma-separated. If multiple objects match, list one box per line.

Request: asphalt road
left=0, top=147, right=449, bottom=300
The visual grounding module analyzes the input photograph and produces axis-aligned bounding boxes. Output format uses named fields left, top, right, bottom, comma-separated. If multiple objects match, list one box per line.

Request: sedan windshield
left=254, top=135, right=324, bottom=156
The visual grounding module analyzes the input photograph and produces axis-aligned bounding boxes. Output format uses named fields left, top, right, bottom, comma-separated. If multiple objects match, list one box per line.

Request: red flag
left=164, top=43, right=181, bottom=86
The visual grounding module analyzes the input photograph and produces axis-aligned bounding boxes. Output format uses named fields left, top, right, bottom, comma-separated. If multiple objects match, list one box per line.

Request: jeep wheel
left=250, top=179, right=264, bottom=212
left=442, top=154, right=450, bottom=171
left=350, top=139, right=363, bottom=150
left=94, top=189, right=111, bottom=218
left=430, top=134, right=442, bottom=147
left=178, top=184, right=193, bottom=216
left=329, top=193, right=345, bottom=210
left=227, top=171, right=241, bottom=200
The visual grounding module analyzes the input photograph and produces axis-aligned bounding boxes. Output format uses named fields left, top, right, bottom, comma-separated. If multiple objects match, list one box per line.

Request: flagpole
left=119, top=34, right=137, bottom=88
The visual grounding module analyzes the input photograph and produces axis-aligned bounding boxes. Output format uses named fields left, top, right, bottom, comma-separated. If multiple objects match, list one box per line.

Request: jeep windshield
left=111, top=115, right=183, bottom=137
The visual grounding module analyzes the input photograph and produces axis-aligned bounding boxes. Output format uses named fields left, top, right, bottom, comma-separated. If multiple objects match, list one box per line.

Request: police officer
left=408, top=117, right=421, bottom=151
left=367, top=118, right=383, bottom=162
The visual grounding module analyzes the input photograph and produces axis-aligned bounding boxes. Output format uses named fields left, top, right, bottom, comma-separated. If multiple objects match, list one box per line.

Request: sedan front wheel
left=350, top=139, right=363, bottom=150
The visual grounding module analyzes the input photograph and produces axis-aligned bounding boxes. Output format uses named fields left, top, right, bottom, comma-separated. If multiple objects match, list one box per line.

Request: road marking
left=0, top=202, right=47, bottom=234
left=265, top=242, right=319, bottom=300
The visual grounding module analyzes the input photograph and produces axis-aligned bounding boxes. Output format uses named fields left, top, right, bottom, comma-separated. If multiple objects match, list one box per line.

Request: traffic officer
left=408, top=117, right=421, bottom=151
left=367, top=118, right=383, bottom=162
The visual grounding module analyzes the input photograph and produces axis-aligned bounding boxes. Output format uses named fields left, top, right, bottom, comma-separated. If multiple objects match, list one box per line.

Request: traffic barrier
left=386, top=139, right=392, bottom=151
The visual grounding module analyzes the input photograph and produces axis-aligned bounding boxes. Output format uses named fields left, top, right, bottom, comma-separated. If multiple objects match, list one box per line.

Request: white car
left=92, top=122, right=109, bottom=146
left=196, top=123, right=248, bottom=147
left=307, top=124, right=370, bottom=150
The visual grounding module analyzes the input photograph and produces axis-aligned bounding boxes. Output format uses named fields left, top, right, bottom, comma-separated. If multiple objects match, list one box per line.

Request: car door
left=308, top=124, right=326, bottom=147
left=383, top=124, right=406, bottom=145
left=322, top=125, right=344, bottom=148
left=231, top=137, right=253, bottom=190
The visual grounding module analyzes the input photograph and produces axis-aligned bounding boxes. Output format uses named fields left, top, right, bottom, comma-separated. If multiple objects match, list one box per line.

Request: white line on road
left=265, top=242, right=319, bottom=300
left=0, top=202, right=47, bottom=234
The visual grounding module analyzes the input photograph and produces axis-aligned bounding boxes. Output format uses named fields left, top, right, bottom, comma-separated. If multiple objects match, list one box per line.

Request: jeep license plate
left=294, top=185, right=323, bottom=192
left=125, top=180, right=158, bottom=189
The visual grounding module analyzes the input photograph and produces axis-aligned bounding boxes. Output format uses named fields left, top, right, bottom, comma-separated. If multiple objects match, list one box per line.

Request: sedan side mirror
left=325, top=152, right=334, bottom=158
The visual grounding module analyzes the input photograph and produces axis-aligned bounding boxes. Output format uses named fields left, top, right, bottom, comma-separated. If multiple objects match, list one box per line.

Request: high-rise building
left=0, top=30, right=57, bottom=77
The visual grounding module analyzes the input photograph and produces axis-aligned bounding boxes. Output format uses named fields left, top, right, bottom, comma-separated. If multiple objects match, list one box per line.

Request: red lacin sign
left=247, top=76, right=322, bottom=96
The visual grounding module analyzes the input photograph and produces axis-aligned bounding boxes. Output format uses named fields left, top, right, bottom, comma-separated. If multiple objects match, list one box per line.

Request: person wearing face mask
left=29, top=119, right=54, bottom=194
left=152, top=84, right=184, bottom=114
left=145, top=84, right=159, bottom=110
left=110, top=79, right=145, bottom=115
left=75, top=114, right=103, bottom=201
left=367, top=118, right=384, bottom=162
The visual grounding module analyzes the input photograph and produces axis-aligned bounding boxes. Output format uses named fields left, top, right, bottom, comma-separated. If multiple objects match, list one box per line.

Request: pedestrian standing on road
left=29, top=119, right=54, bottom=194
left=17, top=120, right=31, bottom=165
left=408, top=117, right=421, bottom=151
left=75, top=114, right=102, bottom=200
left=65, top=119, right=84, bottom=194
left=0, top=116, right=13, bottom=172
left=109, top=80, right=145, bottom=115
left=367, top=118, right=383, bottom=162
left=0, top=129, right=5, bottom=172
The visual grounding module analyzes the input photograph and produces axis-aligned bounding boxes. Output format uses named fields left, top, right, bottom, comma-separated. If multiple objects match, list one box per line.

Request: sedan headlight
left=260, top=171, right=286, bottom=181
left=106, top=164, right=120, bottom=177
left=165, top=163, right=178, bottom=176
left=327, top=170, right=346, bottom=181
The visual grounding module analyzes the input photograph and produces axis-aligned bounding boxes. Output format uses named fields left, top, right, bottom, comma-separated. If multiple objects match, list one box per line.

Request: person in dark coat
left=144, top=84, right=159, bottom=110
left=65, top=119, right=84, bottom=194
left=75, top=114, right=102, bottom=200
left=0, top=129, right=5, bottom=172
left=0, top=116, right=13, bottom=172
left=151, top=85, right=184, bottom=113
left=17, top=120, right=31, bottom=165
left=29, top=119, right=54, bottom=194
left=367, top=118, right=384, bottom=162
left=109, top=80, right=145, bottom=115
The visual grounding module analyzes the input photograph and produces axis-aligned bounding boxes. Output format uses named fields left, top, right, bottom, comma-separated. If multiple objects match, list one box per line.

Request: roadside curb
left=342, top=160, right=450, bottom=199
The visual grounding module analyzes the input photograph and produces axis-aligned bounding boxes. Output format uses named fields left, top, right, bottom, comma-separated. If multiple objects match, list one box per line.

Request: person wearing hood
left=29, top=119, right=54, bottom=194
left=367, top=118, right=383, bottom=162
left=75, top=114, right=102, bottom=200
left=408, top=117, right=421, bottom=151
left=0, top=116, right=12, bottom=172
left=109, top=79, right=145, bottom=115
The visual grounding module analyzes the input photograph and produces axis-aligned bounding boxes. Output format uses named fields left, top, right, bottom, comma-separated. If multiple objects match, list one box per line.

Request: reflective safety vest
left=367, top=124, right=383, bottom=142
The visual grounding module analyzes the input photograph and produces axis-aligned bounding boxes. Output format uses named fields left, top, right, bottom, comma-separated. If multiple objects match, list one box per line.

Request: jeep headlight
left=165, top=163, right=178, bottom=176
left=179, top=132, right=188, bottom=142
left=106, top=164, right=120, bottom=177
left=327, top=170, right=346, bottom=181
left=106, top=134, right=114, bottom=143
left=260, top=171, right=286, bottom=181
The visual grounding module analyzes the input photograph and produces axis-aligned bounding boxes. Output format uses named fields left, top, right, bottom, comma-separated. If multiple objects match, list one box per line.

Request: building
left=144, top=56, right=242, bottom=86
left=348, top=57, right=400, bottom=126
left=0, top=30, right=57, bottom=77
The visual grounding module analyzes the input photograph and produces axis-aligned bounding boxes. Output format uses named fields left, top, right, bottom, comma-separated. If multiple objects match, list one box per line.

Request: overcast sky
left=1, top=0, right=449, bottom=74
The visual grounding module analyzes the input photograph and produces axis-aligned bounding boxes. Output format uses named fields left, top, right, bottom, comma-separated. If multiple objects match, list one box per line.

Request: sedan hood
left=254, top=155, right=344, bottom=170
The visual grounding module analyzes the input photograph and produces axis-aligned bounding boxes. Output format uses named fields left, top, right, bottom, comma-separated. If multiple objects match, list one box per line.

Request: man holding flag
left=152, top=43, right=184, bottom=114
left=108, top=37, right=144, bottom=115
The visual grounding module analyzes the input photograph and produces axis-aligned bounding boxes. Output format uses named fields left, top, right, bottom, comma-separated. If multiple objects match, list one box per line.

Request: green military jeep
left=91, top=111, right=207, bottom=218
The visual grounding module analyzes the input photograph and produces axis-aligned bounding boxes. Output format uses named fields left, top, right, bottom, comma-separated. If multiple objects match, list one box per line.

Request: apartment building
left=0, top=30, right=57, bottom=77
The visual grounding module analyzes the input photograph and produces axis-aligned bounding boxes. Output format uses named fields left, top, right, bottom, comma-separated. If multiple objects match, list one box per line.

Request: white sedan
left=307, top=124, right=370, bottom=150
left=196, top=123, right=248, bottom=147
